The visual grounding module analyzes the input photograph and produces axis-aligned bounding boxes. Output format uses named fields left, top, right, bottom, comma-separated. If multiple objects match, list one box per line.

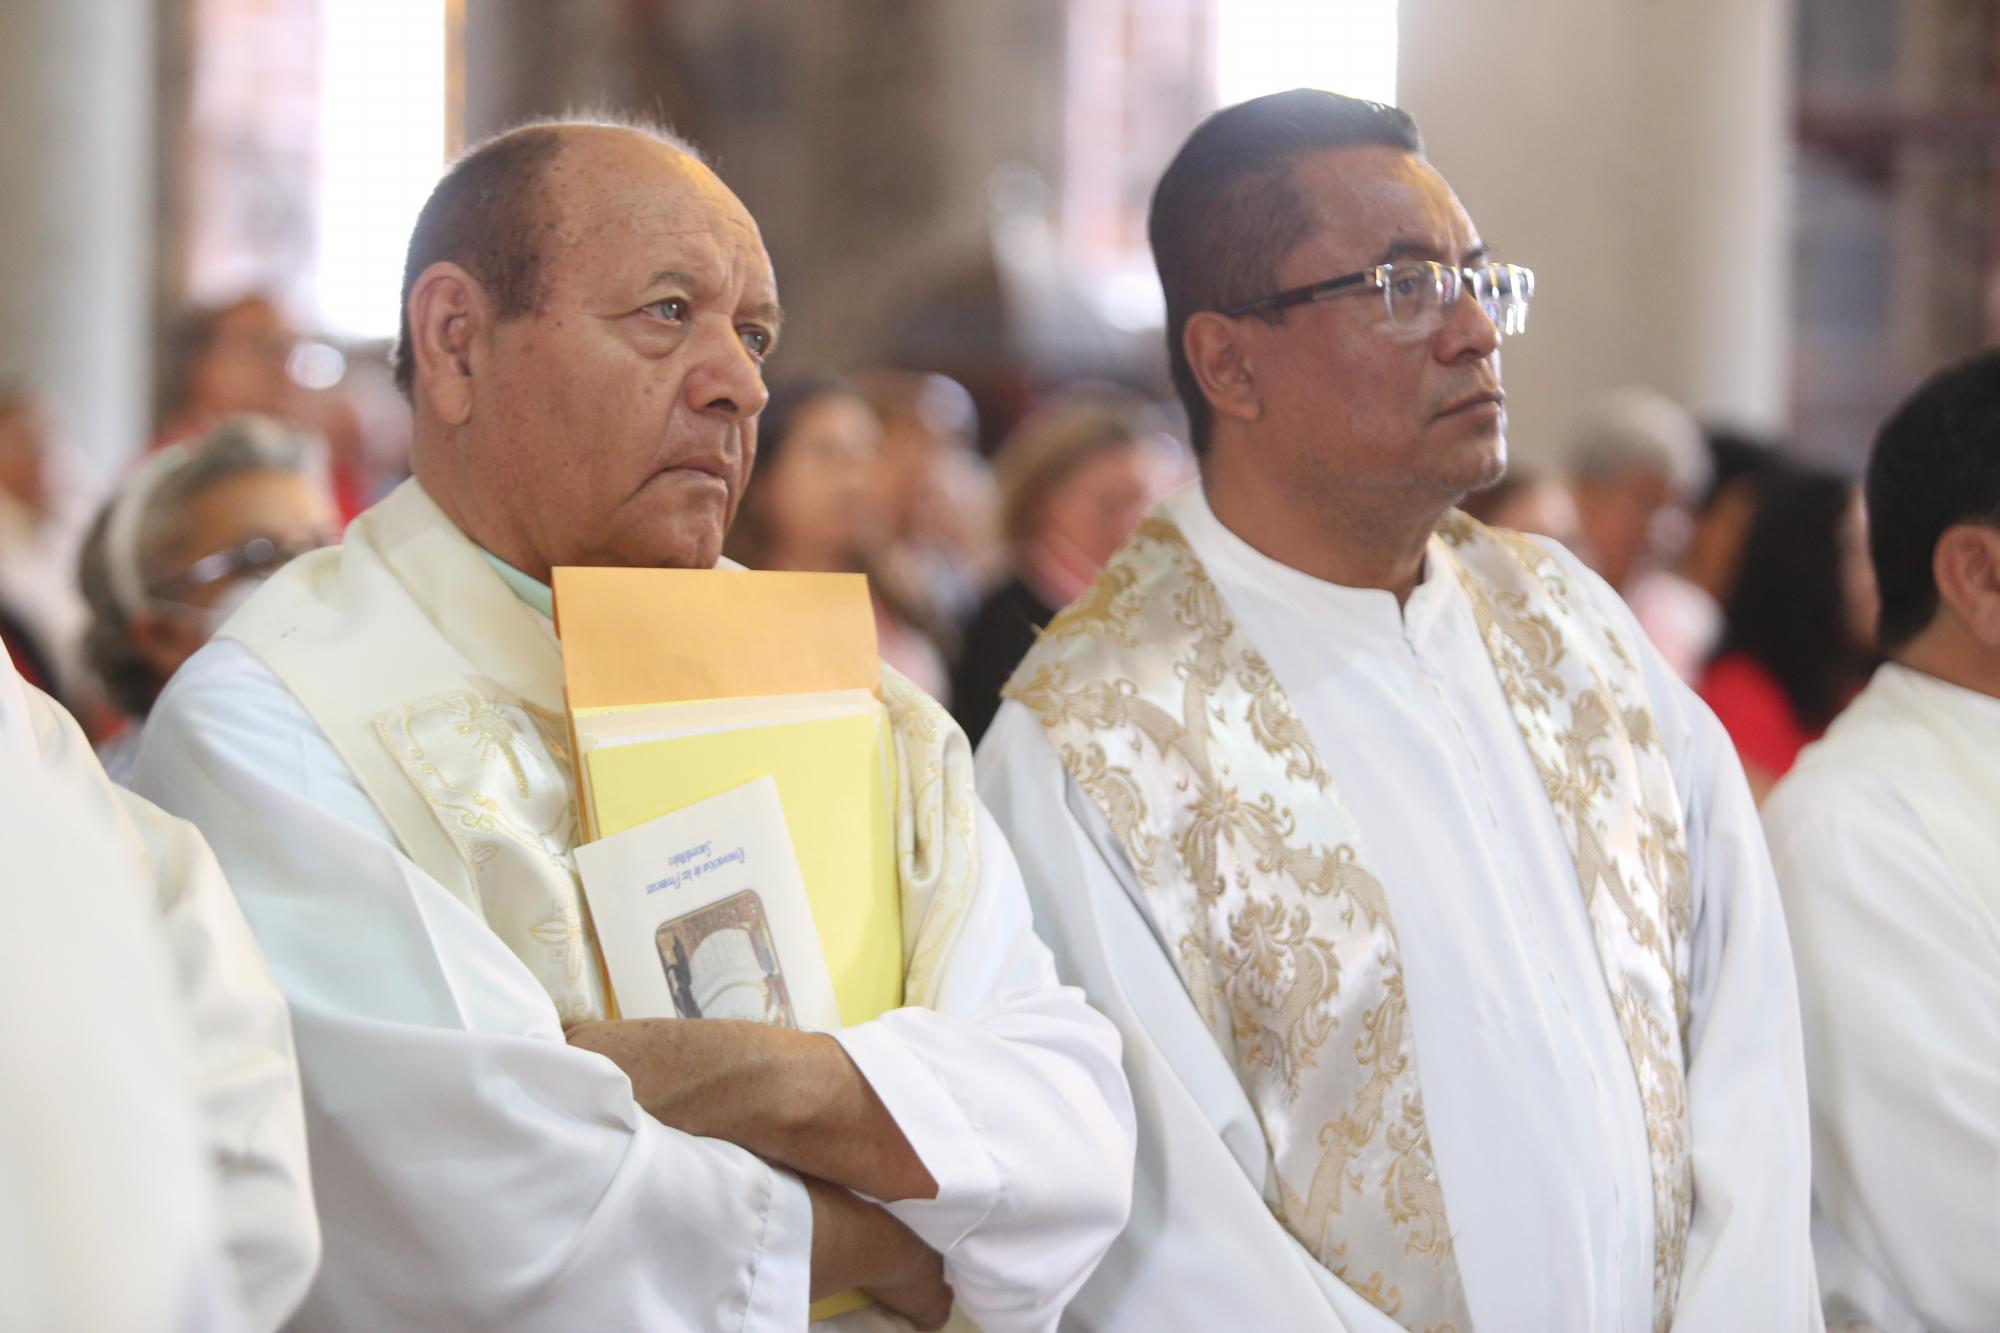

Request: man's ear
left=1184, top=311, right=1261, bottom=431
left=1934, top=523, right=2000, bottom=648
left=407, top=262, right=490, bottom=428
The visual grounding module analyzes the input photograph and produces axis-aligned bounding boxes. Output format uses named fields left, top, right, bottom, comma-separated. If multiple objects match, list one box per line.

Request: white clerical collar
left=1165, top=481, right=1457, bottom=643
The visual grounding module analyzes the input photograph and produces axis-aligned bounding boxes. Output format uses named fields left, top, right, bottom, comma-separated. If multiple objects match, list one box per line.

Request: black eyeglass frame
left=1218, top=260, right=1535, bottom=327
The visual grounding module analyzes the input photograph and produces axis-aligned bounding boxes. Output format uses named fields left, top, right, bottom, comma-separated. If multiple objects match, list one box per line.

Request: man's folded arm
left=570, top=795, right=1139, bottom=1331
left=565, top=1016, right=941, bottom=1203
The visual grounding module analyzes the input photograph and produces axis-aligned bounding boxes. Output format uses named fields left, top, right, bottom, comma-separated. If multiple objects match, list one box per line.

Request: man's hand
left=805, top=1178, right=953, bottom=1330
left=566, top=1017, right=939, bottom=1202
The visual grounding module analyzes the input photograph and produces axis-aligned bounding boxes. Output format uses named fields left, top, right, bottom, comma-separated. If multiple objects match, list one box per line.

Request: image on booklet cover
left=656, top=889, right=798, bottom=1027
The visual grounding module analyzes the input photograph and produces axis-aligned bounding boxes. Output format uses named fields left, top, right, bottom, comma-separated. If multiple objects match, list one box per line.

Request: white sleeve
left=975, top=701, right=1400, bottom=1333
left=1765, top=772, right=2000, bottom=1333
left=1557, top=548, right=1820, bottom=1330
left=21, top=672, right=314, bottom=1330
left=2, top=669, right=243, bottom=1333
left=832, top=800, right=1134, bottom=1333
left=122, top=792, right=321, bottom=1331
left=133, top=642, right=811, bottom=1333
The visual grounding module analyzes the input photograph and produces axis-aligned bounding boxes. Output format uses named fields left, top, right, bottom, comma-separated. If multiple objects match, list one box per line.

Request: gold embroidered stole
left=1004, top=512, right=1693, bottom=1333
left=224, top=479, right=982, bottom=1025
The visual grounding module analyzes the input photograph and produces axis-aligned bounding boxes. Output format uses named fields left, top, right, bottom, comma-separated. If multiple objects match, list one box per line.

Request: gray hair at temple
left=1148, top=88, right=1423, bottom=456
left=78, top=415, right=328, bottom=716
left=1565, top=386, right=1712, bottom=498
left=390, top=110, right=708, bottom=399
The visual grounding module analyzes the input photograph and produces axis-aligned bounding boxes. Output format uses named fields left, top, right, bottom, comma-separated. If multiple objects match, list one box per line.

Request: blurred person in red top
left=1697, top=465, right=1877, bottom=801
left=1627, top=429, right=1782, bottom=683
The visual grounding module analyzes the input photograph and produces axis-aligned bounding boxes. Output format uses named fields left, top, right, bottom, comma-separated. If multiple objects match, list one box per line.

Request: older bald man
left=134, top=118, right=1132, bottom=1333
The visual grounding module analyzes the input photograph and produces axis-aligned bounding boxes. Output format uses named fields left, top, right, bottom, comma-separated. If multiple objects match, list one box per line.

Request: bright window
left=1214, top=0, right=1399, bottom=107
left=315, top=0, right=448, bottom=339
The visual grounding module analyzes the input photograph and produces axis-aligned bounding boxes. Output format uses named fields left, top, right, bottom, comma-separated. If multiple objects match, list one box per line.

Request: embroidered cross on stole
left=1005, top=513, right=1694, bottom=1333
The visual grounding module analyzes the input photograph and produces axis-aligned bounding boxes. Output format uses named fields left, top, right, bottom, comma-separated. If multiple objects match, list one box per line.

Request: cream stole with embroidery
left=222, top=479, right=982, bottom=1024
left=1005, top=512, right=1694, bottom=1333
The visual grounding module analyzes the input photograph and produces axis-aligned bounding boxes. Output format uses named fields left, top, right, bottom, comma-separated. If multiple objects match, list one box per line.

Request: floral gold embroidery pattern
left=376, top=690, right=599, bottom=1022
left=1438, top=514, right=1694, bottom=1333
left=1007, top=519, right=1472, bottom=1330
left=880, top=667, right=983, bottom=1008
left=1012, top=511, right=1694, bottom=1331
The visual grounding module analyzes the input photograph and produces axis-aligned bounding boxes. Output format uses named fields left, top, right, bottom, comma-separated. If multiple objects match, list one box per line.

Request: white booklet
left=574, top=776, right=841, bottom=1031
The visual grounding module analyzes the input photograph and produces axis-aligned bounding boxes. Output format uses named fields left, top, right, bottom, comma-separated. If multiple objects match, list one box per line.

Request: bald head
left=392, top=117, right=709, bottom=398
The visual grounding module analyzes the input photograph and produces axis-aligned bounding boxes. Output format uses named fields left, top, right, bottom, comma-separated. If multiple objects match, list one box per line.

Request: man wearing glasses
left=978, top=89, right=1818, bottom=1330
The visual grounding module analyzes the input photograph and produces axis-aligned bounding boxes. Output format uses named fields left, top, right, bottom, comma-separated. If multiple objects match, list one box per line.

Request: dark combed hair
left=1866, top=349, right=2000, bottom=651
left=1715, top=466, right=1872, bottom=732
left=1147, top=88, right=1422, bottom=454
left=391, top=113, right=704, bottom=398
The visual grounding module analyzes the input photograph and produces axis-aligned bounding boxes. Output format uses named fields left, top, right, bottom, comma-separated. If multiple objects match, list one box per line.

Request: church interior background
left=4, top=0, right=1997, bottom=484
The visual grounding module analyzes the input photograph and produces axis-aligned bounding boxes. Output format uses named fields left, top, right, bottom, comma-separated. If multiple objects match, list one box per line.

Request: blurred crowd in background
left=0, top=317, right=1882, bottom=804
left=0, top=0, right=1980, bottom=801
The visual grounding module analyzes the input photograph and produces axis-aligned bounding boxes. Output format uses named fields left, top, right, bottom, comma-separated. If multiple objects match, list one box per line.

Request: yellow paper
left=584, top=708, right=904, bottom=1027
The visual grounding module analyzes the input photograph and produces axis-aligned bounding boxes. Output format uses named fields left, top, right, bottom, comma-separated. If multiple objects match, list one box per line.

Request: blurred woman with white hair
left=79, top=415, right=337, bottom=782
left=1564, top=386, right=1711, bottom=593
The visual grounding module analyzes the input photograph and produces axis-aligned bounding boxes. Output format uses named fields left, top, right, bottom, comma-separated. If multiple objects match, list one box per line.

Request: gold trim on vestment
left=1007, top=512, right=1691, bottom=1331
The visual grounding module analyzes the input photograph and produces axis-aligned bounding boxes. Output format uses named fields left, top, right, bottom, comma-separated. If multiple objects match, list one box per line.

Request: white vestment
left=133, top=479, right=1133, bottom=1332
left=1764, top=663, right=2000, bottom=1333
left=977, top=483, right=1818, bottom=1331
left=1, top=654, right=313, bottom=1332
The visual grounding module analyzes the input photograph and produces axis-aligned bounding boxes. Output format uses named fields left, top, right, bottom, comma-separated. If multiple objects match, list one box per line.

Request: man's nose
left=685, top=323, right=771, bottom=422
left=1436, top=279, right=1502, bottom=362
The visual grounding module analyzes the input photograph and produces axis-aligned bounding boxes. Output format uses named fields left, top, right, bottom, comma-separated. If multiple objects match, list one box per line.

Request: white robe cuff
left=835, top=1015, right=1001, bottom=1251
left=751, top=1167, right=814, bottom=1329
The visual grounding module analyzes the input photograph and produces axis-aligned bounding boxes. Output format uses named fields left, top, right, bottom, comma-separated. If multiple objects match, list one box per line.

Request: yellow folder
left=583, top=705, right=903, bottom=1026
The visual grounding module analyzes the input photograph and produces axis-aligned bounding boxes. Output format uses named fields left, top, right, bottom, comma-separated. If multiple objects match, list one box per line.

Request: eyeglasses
left=147, top=533, right=327, bottom=602
left=1220, top=260, right=1535, bottom=339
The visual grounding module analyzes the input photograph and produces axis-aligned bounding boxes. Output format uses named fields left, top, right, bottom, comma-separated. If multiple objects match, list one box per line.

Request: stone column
left=0, top=0, right=155, bottom=474
left=1397, top=0, right=1793, bottom=464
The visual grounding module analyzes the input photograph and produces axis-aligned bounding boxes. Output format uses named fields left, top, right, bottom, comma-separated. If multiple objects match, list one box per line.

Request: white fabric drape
left=1765, top=663, right=2000, bottom=1333
left=1, top=654, right=298, bottom=1332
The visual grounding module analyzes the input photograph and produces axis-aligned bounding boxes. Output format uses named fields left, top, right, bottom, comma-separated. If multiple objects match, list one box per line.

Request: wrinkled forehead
left=1282, top=146, right=1481, bottom=273
left=541, top=133, right=776, bottom=297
